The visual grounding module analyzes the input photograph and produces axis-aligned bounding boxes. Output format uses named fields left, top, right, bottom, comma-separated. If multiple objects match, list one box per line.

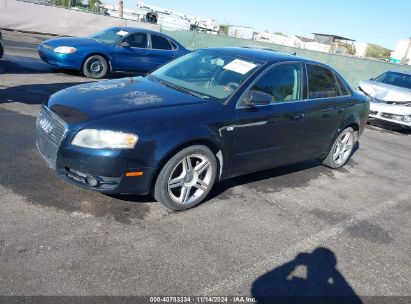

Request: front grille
left=36, top=106, right=67, bottom=169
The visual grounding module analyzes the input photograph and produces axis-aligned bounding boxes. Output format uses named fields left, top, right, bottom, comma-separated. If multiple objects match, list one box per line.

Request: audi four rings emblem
left=39, top=117, right=53, bottom=134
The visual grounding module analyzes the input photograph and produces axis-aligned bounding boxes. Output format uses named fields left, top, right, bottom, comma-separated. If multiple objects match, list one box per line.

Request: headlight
left=54, top=46, right=77, bottom=54
left=71, top=129, right=138, bottom=149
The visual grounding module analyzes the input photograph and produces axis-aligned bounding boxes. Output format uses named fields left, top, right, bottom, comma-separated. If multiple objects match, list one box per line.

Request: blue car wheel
left=83, top=55, right=109, bottom=79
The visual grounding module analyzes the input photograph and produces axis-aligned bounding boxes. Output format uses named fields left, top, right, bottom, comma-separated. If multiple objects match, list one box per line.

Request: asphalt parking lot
left=1, top=31, right=410, bottom=300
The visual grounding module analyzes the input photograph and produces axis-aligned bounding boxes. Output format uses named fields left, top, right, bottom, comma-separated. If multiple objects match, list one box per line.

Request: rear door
left=302, top=63, right=352, bottom=157
left=113, top=33, right=149, bottom=71
left=145, top=34, right=176, bottom=71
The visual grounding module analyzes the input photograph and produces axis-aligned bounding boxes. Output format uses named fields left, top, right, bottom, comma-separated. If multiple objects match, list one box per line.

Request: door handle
left=294, top=113, right=305, bottom=121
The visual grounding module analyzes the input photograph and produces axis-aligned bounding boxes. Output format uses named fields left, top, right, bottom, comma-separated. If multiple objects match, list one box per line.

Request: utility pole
left=118, top=0, right=123, bottom=18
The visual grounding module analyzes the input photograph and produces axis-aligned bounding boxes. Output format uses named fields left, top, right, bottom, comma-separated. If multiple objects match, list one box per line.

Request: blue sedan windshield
left=150, top=50, right=263, bottom=102
left=90, top=28, right=129, bottom=45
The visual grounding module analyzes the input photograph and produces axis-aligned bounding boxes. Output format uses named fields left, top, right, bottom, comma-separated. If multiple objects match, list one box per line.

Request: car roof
left=386, top=70, right=411, bottom=76
left=109, top=26, right=184, bottom=47
left=111, top=27, right=167, bottom=36
left=201, top=47, right=314, bottom=64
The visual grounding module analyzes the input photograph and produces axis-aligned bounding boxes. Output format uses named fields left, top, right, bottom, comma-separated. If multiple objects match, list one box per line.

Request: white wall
left=0, top=0, right=160, bottom=37
left=391, top=39, right=411, bottom=64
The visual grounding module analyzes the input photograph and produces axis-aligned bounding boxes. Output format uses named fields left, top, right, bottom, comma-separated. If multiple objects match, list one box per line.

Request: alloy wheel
left=167, top=153, right=213, bottom=205
left=332, top=131, right=354, bottom=165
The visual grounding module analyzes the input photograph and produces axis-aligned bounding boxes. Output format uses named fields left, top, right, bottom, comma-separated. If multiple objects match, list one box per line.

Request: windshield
left=89, top=28, right=129, bottom=45
left=373, top=72, right=411, bottom=90
left=150, top=49, right=263, bottom=102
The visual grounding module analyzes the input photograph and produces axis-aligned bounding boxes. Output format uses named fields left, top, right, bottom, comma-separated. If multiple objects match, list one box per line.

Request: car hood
left=46, top=77, right=203, bottom=125
left=42, top=37, right=101, bottom=48
left=359, top=80, right=411, bottom=103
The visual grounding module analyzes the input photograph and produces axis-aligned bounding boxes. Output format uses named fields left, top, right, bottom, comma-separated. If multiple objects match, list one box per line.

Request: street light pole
left=118, top=0, right=123, bottom=18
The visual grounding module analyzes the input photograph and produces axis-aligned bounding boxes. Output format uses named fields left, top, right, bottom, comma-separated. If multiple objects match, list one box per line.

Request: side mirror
left=119, top=41, right=130, bottom=47
left=246, top=90, right=271, bottom=106
left=369, top=77, right=374, bottom=81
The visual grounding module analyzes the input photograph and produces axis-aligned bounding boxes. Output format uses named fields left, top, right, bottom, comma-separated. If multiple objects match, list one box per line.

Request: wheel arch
left=327, top=116, right=360, bottom=155
left=149, top=137, right=224, bottom=194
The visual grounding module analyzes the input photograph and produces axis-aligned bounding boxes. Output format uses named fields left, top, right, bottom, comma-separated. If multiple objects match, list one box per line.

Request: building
left=354, top=42, right=369, bottom=57
left=254, top=31, right=303, bottom=48
left=390, top=38, right=411, bottom=65
left=310, top=33, right=355, bottom=55
left=226, top=25, right=254, bottom=40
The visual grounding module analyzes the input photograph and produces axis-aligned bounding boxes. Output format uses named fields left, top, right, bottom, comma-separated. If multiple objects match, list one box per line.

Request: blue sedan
left=37, top=27, right=189, bottom=78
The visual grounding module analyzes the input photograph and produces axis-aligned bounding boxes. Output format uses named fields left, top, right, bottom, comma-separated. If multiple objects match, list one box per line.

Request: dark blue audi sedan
left=36, top=48, right=369, bottom=210
left=37, top=27, right=189, bottom=78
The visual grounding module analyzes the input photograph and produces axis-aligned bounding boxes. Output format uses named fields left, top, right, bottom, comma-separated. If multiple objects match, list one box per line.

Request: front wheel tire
left=153, top=145, right=217, bottom=210
left=82, top=55, right=108, bottom=79
left=322, top=127, right=356, bottom=169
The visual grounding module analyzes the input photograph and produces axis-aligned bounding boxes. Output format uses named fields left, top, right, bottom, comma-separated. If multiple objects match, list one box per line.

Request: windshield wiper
left=157, top=79, right=207, bottom=100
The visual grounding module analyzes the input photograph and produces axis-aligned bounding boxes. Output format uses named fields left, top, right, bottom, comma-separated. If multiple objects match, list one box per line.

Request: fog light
left=86, top=176, right=99, bottom=187
left=403, top=116, right=411, bottom=122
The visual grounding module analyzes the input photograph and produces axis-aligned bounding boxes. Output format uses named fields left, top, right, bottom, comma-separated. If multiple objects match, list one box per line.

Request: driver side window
left=124, top=33, right=148, bottom=48
left=247, top=63, right=302, bottom=105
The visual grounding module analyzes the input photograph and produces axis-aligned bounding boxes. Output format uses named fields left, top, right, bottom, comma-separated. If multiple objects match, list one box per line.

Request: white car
left=358, top=70, right=411, bottom=128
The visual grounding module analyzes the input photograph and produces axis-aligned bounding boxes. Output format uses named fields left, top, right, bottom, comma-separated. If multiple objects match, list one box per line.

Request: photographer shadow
left=251, top=247, right=362, bottom=304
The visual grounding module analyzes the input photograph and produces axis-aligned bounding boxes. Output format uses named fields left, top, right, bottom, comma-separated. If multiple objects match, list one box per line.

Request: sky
left=108, top=0, right=411, bottom=49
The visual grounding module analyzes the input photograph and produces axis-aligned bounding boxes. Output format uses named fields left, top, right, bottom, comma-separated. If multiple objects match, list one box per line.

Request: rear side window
left=169, top=40, right=178, bottom=50
left=125, top=33, right=147, bottom=48
left=247, top=63, right=303, bottom=104
left=335, top=74, right=350, bottom=96
left=151, top=35, right=173, bottom=50
left=307, top=64, right=346, bottom=99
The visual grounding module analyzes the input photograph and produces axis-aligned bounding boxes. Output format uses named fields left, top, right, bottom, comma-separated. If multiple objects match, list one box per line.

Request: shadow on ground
left=0, top=55, right=146, bottom=104
left=0, top=82, right=90, bottom=104
left=251, top=247, right=362, bottom=304
left=367, top=120, right=411, bottom=135
left=208, top=143, right=359, bottom=201
left=0, top=54, right=145, bottom=79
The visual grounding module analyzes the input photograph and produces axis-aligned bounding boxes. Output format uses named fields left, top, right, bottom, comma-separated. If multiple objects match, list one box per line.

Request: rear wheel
left=153, top=145, right=217, bottom=210
left=322, top=127, right=356, bottom=169
left=83, top=55, right=108, bottom=79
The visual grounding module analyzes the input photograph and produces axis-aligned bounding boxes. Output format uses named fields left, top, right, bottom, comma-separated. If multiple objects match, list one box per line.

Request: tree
left=88, top=0, right=102, bottom=12
left=51, top=0, right=71, bottom=7
left=218, top=25, right=229, bottom=36
left=365, top=44, right=392, bottom=60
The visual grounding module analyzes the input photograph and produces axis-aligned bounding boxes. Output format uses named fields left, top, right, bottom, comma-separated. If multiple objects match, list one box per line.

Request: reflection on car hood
left=42, top=37, right=99, bottom=48
left=359, top=80, right=411, bottom=103
left=46, top=77, right=202, bottom=124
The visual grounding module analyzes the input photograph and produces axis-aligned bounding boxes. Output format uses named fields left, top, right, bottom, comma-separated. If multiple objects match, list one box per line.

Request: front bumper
left=35, top=106, right=154, bottom=195
left=369, top=102, right=411, bottom=127
left=37, top=44, right=82, bottom=70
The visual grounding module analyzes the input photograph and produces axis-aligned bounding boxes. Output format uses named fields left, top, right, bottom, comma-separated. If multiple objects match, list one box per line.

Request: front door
left=230, top=62, right=308, bottom=174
